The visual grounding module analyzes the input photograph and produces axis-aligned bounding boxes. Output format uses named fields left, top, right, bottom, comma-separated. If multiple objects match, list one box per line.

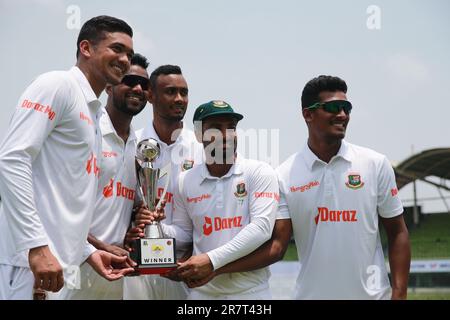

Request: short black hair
left=76, top=15, right=133, bottom=58
left=131, top=53, right=149, bottom=69
left=149, top=65, right=182, bottom=90
left=301, top=75, right=347, bottom=109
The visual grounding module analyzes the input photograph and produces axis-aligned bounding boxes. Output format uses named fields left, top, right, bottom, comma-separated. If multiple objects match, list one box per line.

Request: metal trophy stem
left=133, top=138, right=177, bottom=275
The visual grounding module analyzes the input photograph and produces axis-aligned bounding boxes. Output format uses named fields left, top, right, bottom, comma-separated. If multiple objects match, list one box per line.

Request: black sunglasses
left=121, top=74, right=149, bottom=90
left=306, top=100, right=352, bottom=115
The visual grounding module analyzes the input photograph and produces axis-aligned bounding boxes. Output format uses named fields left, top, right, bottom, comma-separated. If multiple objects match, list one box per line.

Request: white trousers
left=188, top=287, right=272, bottom=300
left=123, top=274, right=189, bottom=300
left=64, top=262, right=123, bottom=300
left=0, top=264, right=34, bottom=300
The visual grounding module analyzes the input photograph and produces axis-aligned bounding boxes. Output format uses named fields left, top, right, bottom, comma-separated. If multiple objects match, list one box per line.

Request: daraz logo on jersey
left=202, top=216, right=243, bottom=236
left=103, top=179, right=114, bottom=198
left=102, top=179, right=135, bottom=201
left=21, top=99, right=56, bottom=121
left=314, top=207, right=358, bottom=225
left=86, top=152, right=99, bottom=177
left=157, top=187, right=173, bottom=204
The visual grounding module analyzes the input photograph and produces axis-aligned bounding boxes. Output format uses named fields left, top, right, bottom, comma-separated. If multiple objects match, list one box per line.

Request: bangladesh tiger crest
left=234, top=182, right=248, bottom=198
left=212, top=100, right=228, bottom=108
left=345, top=173, right=365, bottom=189
left=181, top=159, right=194, bottom=171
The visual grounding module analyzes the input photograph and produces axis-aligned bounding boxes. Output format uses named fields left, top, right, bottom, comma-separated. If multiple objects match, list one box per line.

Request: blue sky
left=1, top=0, right=449, bottom=212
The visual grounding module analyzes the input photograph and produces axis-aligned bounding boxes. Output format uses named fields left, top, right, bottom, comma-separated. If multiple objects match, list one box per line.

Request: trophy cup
left=131, top=138, right=177, bottom=275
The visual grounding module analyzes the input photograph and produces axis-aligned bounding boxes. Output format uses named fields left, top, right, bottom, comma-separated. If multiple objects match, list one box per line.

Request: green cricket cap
left=193, top=100, right=244, bottom=123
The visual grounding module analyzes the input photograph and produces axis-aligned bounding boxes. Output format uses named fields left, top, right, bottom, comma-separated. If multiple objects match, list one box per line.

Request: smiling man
left=67, top=53, right=150, bottom=300
left=276, top=75, right=411, bottom=299
left=0, top=15, right=136, bottom=300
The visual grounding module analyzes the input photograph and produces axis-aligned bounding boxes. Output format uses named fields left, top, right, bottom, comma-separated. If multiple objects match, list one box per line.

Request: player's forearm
left=216, top=219, right=291, bottom=274
left=207, top=217, right=274, bottom=270
left=217, top=238, right=286, bottom=275
left=0, top=156, right=48, bottom=251
left=387, top=229, right=411, bottom=299
left=87, top=234, right=108, bottom=251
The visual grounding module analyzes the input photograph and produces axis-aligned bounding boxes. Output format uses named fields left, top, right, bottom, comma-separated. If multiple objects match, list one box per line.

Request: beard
left=112, top=88, right=146, bottom=116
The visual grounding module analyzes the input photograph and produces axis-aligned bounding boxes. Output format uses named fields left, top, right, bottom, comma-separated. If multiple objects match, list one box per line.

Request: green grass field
left=402, top=214, right=450, bottom=259
left=407, top=291, right=450, bottom=300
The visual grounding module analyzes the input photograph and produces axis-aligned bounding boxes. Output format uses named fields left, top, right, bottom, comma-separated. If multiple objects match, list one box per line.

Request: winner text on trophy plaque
left=132, top=138, right=177, bottom=275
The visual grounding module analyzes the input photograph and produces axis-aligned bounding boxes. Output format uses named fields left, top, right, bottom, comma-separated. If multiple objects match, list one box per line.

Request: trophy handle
left=155, top=163, right=172, bottom=210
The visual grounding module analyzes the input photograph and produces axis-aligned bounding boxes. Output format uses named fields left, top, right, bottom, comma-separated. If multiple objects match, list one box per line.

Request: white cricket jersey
left=136, top=123, right=203, bottom=256
left=89, top=108, right=137, bottom=246
left=162, top=155, right=278, bottom=295
left=0, top=67, right=101, bottom=275
left=276, top=140, right=404, bottom=300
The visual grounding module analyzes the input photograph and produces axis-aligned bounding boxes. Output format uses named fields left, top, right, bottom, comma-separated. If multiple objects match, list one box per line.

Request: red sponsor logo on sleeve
left=80, top=112, right=93, bottom=126
left=391, top=188, right=398, bottom=197
left=21, top=99, right=56, bottom=121
left=254, top=192, right=280, bottom=202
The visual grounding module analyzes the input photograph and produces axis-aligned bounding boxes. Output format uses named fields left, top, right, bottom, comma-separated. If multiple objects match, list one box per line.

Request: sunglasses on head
left=306, top=100, right=352, bottom=115
left=121, top=74, right=149, bottom=90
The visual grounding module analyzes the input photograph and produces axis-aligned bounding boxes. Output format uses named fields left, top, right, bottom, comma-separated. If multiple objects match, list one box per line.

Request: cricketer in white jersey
left=67, top=55, right=150, bottom=300
left=158, top=100, right=278, bottom=300
left=0, top=17, right=136, bottom=300
left=276, top=75, right=410, bottom=300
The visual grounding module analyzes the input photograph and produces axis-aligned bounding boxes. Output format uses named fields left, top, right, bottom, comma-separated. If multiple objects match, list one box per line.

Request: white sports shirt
left=0, top=67, right=101, bottom=276
left=136, top=123, right=203, bottom=257
left=162, top=155, right=278, bottom=295
left=276, top=140, right=404, bottom=300
left=89, top=108, right=137, bottom=246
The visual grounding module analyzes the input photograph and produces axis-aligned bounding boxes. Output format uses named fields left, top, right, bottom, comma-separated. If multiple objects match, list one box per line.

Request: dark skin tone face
left=149, top=74, right=188, bottom=122
left=303, top=90, right=350, bottom=163
left=105, top=65, right=148, bottom=142
left=199, top=114, right=239, bottom=177
left=108, top=65, right=148, bottom=116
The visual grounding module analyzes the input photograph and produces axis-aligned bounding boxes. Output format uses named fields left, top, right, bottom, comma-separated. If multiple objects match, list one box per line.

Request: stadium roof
left=395, top=148, right=450, bottom=191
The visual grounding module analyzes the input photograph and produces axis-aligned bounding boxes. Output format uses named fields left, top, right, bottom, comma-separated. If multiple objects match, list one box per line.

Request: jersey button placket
left=324, top=166, right=334, bottom=198
left=216, top=180, right=224, bottom=209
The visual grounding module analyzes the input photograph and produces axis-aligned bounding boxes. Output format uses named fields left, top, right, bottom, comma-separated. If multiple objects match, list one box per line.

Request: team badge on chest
left=181, top=159, right=194, bottom=171
left=345, top=173, right=365, bottom=189
left=234, top=182, right=248, bottom=198
left=234, top=181, right=248, bottom=205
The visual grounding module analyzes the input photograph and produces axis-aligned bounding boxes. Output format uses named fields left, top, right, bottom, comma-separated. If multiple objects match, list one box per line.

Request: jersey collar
left=200, top=153, right=243, bottom=183
left=99, top=107, right=136, bottom=142
left=69, top=66, right=102, bottom=112
left=140, top=121, right=187, bottom=148
left=302, top=139, right=352, bottom=170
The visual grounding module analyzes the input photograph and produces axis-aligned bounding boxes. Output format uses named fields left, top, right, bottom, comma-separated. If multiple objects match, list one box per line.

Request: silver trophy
left=133, top=138, right=177, bottom=275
